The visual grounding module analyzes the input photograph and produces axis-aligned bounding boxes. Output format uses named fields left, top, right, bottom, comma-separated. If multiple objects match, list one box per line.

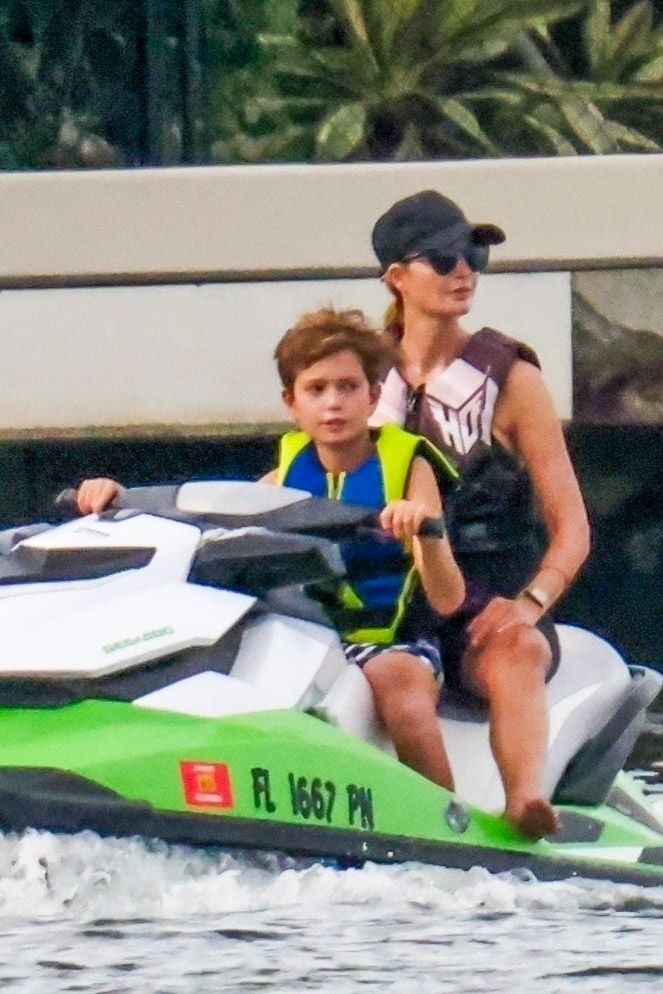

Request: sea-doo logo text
left=102, top=626, right=175, bottom=654
left=74, top=526, right=112, bottom=538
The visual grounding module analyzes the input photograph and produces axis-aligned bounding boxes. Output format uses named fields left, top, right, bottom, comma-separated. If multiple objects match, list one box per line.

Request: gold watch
left=521, top=585, right=551, bottom=611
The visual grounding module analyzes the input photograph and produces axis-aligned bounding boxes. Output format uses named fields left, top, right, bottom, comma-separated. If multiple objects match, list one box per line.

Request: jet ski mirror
left=189, top=528, right=346, bottom=596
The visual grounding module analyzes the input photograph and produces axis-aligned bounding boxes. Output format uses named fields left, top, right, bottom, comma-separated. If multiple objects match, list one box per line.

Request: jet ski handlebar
left=413, top=516, right=446, bottom=538
left=53, top=488, right=87, bottom=517
left=355, top=516, right=445, bottom=540
left=53, top=486, right=446, bottom=539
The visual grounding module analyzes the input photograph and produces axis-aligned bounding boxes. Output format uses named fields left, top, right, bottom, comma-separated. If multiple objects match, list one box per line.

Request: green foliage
left=207, top=0, right=663, bottom=162
left=207, top=0, right=591, bottom=161
left=495, top=0, right=663, bottom=153
left=0, top=0, right=660, bottom=168
left=203, top=0, right=316, bottom=162
left=0, top=0, right=147, bottom=168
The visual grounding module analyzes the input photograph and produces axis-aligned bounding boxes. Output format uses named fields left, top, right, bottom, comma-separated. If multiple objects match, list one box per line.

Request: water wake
left=1, top=828, right=662, bottom=923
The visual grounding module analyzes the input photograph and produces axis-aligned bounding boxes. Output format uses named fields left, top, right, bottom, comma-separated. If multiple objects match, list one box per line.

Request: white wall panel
left=1, top=156, right=660, bottom=286
left=0, top=271, right=571, bottom=431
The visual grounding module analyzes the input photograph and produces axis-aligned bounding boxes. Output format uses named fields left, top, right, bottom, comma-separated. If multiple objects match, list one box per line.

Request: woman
left=370, top=190, right=590, bottom=838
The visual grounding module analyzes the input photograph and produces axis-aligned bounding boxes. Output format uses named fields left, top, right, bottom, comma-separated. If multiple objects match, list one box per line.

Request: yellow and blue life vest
left=276, top=423, right=458, bottom=644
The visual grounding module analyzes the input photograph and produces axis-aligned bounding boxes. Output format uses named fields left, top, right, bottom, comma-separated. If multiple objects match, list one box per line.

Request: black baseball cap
left=372, top=190, right=505, bottom=270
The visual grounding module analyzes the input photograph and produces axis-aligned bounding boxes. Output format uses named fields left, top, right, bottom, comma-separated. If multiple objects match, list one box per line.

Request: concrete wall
left=0, top=273, right=572, bottom=429
left=1, top=155, right=660, bottom=434
left=2, top=155, right=661, bottom=283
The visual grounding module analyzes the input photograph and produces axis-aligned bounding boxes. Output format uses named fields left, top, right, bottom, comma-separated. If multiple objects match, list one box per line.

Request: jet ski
left=0, top=480, right=661, bottom=886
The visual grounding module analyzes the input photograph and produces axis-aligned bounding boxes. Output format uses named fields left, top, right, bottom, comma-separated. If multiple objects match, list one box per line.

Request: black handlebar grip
left=358, top=515, right=446, bottom=540
left=53, top=488, right=79, bottom=513
left=418, top=516, right=446, bottom=538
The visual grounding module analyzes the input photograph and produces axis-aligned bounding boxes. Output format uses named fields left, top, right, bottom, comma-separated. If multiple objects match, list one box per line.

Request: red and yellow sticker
left=180, top=761, right=234, bottom=808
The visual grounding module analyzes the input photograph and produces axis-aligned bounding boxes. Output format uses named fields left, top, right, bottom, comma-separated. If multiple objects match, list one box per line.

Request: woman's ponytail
left=383, top=290, right=404, bottom=343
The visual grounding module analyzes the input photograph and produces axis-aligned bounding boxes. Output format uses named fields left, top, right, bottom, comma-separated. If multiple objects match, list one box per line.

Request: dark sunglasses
left=403, top=244, right=489, bottom=274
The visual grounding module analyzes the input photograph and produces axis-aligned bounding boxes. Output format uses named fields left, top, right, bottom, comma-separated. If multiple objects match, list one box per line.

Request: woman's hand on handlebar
left=379, top=499, right=431, bottom=543
left=76, top=478, right=121, bottom=515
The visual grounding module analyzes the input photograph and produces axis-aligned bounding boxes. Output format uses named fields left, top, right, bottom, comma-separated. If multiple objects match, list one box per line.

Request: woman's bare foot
left=505, top=798, right=560, bottom=840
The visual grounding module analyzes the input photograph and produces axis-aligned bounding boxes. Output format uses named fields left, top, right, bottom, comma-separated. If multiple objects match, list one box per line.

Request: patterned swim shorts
left=342, top=636, right=443, bottom=683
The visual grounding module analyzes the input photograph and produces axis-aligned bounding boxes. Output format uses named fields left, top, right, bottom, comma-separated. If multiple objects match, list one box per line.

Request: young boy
left=76, top=308, right=465, bottom=790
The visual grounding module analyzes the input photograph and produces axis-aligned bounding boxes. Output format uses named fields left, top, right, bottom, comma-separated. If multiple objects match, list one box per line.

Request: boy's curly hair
left=275, top=307, right=394, bottom=392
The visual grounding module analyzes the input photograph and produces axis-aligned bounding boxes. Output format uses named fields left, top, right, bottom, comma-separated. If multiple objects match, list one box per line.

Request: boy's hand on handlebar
left=379, top=500, right=430, bottom=542
left=76, top=478, right=121, bottom=515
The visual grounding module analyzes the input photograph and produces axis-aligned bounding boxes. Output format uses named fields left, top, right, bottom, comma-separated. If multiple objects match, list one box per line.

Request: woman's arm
left=504, top=360, right=590, bottom=602
left=468, top=361, right=590, bottom=648
left=380, top=455, right=465, bottom=615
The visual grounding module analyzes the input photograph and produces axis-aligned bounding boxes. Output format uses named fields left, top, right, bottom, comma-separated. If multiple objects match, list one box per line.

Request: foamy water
left=0, top=829, right=661, bottom=993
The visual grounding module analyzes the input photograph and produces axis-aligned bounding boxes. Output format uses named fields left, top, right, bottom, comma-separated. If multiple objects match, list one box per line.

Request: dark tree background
left=1, top=0, right=661, bottom=169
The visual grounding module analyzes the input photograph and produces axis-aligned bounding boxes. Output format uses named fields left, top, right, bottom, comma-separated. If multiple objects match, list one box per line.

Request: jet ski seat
left=317, top=624, right=661, bottom=812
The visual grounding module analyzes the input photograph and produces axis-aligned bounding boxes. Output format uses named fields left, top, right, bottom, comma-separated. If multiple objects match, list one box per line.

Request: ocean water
left=0, top=827, right=661, bottom=994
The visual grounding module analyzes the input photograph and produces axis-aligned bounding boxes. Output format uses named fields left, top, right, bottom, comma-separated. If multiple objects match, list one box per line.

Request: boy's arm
left=76, top=478, right=123, bottom=514
left=259, top=470, right=278, bottom=484
left=380, top=456, right=465, bottom=616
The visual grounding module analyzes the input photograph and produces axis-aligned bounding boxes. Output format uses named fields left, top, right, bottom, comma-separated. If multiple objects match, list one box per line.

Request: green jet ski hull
left=0, top=482, right=660, bottom=886
left=0, top=700, right=661, bottom=887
